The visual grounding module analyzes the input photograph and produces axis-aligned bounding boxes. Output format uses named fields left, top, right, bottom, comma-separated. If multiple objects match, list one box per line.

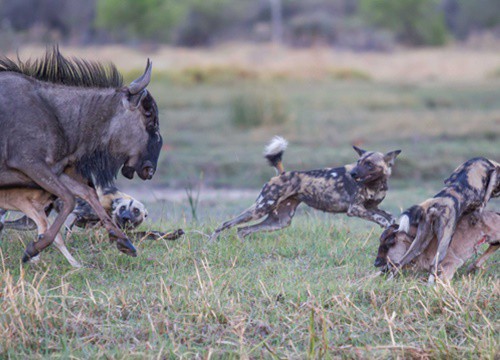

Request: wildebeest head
left=109, top=60, right=163, bottom=181
left=374, top=224, right=414, bottom=269
left=350, top=146, right=401, bottom=184
left=111, top=197, right=148, bottom=230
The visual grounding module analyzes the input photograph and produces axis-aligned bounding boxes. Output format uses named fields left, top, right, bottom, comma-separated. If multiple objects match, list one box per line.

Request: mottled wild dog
left=394, top=157, right=499, bottom=281
left=0, top=47, right=162, bottom=262
left=210, top=137, right=401, bottom=240
left=375, top=211, right=499, bottom=281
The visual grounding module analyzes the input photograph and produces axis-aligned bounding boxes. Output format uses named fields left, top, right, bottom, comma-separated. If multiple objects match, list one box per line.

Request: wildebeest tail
left=264, top=136, right=288, bottom=174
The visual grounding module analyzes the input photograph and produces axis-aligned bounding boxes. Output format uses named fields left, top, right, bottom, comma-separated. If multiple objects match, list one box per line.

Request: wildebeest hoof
left=116, top=237, right=137, bottom=257
left=22, top=242, right=40, bottom=263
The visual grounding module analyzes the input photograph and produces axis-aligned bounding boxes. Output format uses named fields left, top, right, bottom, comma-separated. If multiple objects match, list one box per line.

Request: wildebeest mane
left=76, top=150, right=125, bottom=188
left=0, top=46, right=123, bottom=88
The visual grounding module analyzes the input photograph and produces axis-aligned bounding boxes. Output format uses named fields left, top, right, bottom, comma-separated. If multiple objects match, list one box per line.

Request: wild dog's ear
left=384, top=150, right=401, bottom=166
left=352, top=145, right=367, bottom=157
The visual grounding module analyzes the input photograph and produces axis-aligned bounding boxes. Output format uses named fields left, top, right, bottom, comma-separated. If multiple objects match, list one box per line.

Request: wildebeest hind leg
left=59, top=174, right=136, bottom=256
left=467, top=243, right=499, bottom=273
left=6, top=162, right=76, bottom=262
left=237, top=198, right=300, bottom=239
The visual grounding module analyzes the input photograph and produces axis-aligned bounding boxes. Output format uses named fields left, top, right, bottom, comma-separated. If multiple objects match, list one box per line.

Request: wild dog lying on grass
left=374, top=211, right=499, bottom=281
left=210, top=137, right=401, bottom=240
left=1, top=186, right=184, bottom=267
left=393, top=157, right=499, bottom=282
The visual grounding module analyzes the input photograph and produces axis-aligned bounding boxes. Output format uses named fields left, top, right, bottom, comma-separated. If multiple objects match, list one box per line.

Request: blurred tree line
left=0, top=0, right=499, bottom=49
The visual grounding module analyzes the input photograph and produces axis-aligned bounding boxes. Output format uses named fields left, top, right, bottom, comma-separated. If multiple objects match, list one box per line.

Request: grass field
left=0, top=45, right=499, bottom=358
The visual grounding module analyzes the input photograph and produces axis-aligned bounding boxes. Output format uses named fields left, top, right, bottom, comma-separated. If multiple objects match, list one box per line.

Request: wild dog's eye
left=120, top=205, right=126, bottom=212
left=366, top=162, right=374, bottom=169
left=133, top=208, right=141, bottom=216
left=145, top=111, right=152, bottom=117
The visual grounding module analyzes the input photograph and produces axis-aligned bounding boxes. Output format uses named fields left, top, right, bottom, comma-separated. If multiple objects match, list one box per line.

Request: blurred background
left=1, top=0, right=499, bottom=222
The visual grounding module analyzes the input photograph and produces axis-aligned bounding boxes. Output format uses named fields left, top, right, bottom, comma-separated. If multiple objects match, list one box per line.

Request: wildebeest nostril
left=374, top=257, right=385, bottom=267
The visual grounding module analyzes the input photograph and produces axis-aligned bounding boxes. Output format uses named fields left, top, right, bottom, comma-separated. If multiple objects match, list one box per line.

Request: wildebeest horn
left=128, top=59, right=152, bottom=95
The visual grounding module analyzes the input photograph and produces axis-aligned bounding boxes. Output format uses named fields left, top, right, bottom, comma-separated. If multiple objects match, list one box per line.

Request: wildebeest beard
left=76, top=150, right=127, bottom=188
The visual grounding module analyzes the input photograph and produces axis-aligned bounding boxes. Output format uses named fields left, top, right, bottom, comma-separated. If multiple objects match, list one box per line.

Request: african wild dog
left=374, top=211, right=499, bottom=281
left=0, top=47, right=162, bottom=262
left=210, top=137, right=401, bottom=240
left=393, top=157, right=499, bottom=282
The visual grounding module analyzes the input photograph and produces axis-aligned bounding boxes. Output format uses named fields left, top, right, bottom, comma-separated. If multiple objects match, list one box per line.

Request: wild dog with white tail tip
left=210, top=136, right=401, bottom=240
left=392, top=157, right=499, bottom=282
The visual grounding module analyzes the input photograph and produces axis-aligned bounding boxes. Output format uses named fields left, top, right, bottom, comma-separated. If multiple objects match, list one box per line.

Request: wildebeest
left=0, top=47, right=162, bottom=262
left=210, top=136, right=400, bottom=240
left=393, top=158, right=499, bottom=281
left=375, top=211, right=499, bottom=281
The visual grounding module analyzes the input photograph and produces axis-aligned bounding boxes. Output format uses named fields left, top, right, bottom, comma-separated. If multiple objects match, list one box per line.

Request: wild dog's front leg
left=237, top=198, right=300, bottom=239
left=347, top=204, right=394, bottom=227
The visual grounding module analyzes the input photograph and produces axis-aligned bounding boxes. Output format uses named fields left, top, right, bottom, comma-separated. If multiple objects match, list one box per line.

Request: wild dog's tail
left=264, top=136, right=288, bottom=174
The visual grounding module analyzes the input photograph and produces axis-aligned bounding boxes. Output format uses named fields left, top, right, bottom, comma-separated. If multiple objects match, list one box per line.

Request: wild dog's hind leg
left=237, top=198, right=300, bottom=239
left=210, top=204, right=268, bottom=241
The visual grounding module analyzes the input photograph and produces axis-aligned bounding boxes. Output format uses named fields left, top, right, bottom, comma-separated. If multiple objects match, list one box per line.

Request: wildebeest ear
left=127, top=59, right=152, bottom=95
left=352, top=145, right=367, bottom=157
left=384, top=150, right=401, bottom=166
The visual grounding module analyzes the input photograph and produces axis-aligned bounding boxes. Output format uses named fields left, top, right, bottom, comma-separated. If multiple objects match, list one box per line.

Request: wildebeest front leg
left=347, top=204, right=394, bottom=228
left=237, top=198, right=301, bottom=239
left=59, top=174, right=136, bottom=257
left=6, top=162, right=76, bottom=262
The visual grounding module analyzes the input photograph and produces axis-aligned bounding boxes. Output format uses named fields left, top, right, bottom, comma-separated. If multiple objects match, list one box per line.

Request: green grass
left=1, top=76, right=499, bottom=357
left=146, top=78, right=500, bottom=189
left=0, top=211, right=498, bottom=358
